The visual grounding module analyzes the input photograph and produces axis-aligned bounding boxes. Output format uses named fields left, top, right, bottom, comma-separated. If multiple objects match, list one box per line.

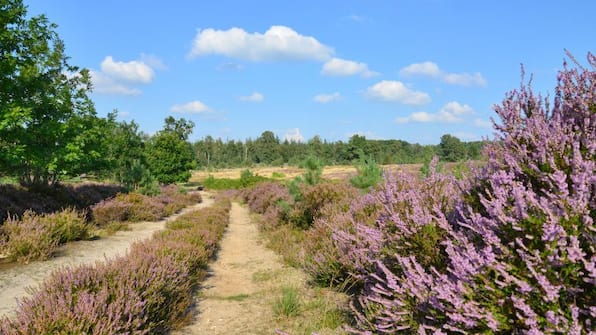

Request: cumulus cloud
left=91, top=55, right=164, bottom=95
left=188, top=25, right=333, bottom=61
left=400, top=61, right=441, bottom=77
left=100, top=56, right=154, bottom=83
left=321, top=58, right=378, bottom=77
left=395, top=101, right=474, bottom=124
left=366, top=80, right=431, bottom=105
left=239, top=92, right=264, bottom=102
left=284, top=128, right=304, bottom=142
left=400, top=61, right=487, bottom=87
left=313, top=92, right=341, bottom=103
left=170, top=100, right=212, bottom=114
left=90, top=70, right=141, bottom=96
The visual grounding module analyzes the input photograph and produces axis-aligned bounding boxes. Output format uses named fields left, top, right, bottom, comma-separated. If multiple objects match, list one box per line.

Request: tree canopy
left=0, top=0, right=104, bottom=186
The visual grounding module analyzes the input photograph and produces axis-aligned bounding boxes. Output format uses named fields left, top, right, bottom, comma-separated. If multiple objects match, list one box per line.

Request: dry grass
left=190, top=164, right=425, bottom=182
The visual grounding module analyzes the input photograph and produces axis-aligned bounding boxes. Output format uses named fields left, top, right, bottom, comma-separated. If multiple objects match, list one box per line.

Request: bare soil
left=0, top=194, right=213, bottom=317
left=173, top=203, right=299, bottom=334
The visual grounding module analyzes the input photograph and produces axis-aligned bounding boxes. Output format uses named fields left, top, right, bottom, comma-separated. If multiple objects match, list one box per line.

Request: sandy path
left=0, top=194, right=213, bottom=317
left=173, top=203, right=301, bottom=335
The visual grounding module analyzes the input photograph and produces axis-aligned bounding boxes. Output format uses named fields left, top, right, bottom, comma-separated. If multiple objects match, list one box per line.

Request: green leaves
left=0, top=0, right=100, bottom=186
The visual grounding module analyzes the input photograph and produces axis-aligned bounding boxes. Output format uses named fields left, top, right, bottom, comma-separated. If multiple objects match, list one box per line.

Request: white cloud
left=284, top=128, right=304, bottom=142
left=400, top=61, right=441, bottom=77
left=100, top=56, right=154, bottom=83
left=442, top=72, right=487, bottom=86
left=366, top=80, right=431, bottom=105
left=90, top=70, right=141, bottom=96
left=90, top=55, right=163, bottom=96
left=188, top=25, right=333, bottom=61
left=321, top=58, right=378, bottom=77
left=400, top=61, right=487, bottom=87
left=395, top=101, right=474, bottom=124
left=314, top=92, right=341, bottom=103
left=170, top=100, right=212, bottom=114
left=239, top=92, right=264, bottom=102
left=474, top=118, right=492, bottom=128
left=140, top=53, right=167, bottom=70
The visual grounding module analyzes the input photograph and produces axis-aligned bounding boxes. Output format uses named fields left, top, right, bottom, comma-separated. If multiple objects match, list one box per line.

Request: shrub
left=0, top=209, right=89, bottom=263
left=342, top=53, right=596, bottom=334
left=0, top=212, right=58, bottom=263
left=0, top=198, right=231, bottom=334
left=350, top=158, right=383, bottom=190
left=290, top=182, right=359, bottom=229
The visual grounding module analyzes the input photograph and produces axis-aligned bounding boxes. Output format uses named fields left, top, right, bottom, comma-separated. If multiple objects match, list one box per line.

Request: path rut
left=173, top=203, right=302, bottom=335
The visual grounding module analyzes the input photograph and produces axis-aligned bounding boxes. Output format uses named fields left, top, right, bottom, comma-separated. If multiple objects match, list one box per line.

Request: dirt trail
left=173, top=203, right=304, bottom=335
left=0, top=194, right=213, bottom=317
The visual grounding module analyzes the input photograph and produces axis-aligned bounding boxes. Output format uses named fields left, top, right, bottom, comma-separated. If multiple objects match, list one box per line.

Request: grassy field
left=190, top=163, right=425, bottom=183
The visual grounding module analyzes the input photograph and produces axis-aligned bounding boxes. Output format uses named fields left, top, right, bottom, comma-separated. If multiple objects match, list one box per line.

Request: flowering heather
left=0, top=208, right=90, bottom=263
left=340, top=53, right=595, bottom=334
left=91, top=186, right=202, bottom=227
left=243, top=182, right=294, bottom=228
left=0, top=199, right=231, bottom=334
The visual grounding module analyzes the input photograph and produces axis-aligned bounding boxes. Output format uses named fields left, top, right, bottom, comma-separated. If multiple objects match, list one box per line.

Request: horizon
left=26, top=0, right=595, bottom=144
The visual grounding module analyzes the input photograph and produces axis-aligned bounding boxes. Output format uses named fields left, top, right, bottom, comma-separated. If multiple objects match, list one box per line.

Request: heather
left=0, top=208, right=90, bottom=263
left=0, top=185, right=201, bottom=263
left=330, top=54, right=595, bottom=334
left=0, top=198, right=231, bottom=334
left=0, top=183, right=124, bottom=225
left=90, top=185, right=201, bottom=227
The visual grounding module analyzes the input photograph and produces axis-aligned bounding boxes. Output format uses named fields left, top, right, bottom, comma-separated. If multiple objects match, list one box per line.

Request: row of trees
left=193, top=132, right=484, bottom=168
left=0, top=0, right=484, bottom=188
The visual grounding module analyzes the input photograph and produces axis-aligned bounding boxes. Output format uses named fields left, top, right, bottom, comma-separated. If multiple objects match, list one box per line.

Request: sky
left=26, top=0, right=595, bottom=144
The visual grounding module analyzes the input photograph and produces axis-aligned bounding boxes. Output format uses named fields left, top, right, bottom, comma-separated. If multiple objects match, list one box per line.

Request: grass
left=273, top=286, right=301, bottom=317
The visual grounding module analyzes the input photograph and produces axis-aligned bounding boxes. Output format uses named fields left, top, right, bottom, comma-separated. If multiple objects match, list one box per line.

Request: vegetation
left=0, top=185, right=201, bottom=262
left=0, top=198, right=231, bottom=334
left=240, top=53, right=595, bottom=334
left=193, top=131, right=486, bottom=168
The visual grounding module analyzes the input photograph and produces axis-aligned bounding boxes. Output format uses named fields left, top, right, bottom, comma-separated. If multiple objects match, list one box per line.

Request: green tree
left=146, top=117, right=195, bottom=184
left=438, top=134, right=466, bottom=162
left=0, top=0, right=101, bottom=186
left=104, top=111, right=153, bottom=189
left=350, top=157, right=383, bottom=190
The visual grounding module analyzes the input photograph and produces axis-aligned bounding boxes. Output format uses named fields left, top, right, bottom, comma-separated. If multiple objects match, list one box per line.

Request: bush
left=289, top=182, right=359, bottom=229
left=340, top=53, right=596, bottom=334
left=0, top=208, right=89, bottom=263
left=91, top=185, right=202, bottom=228
left=0, top=198, right=231, bottom=334
left=0, top=212, right=58, bottom=263
left=350, top=158, right=383, bottom=190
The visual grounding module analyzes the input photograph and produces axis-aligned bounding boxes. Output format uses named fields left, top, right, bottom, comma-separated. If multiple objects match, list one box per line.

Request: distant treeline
left=193, top=131, right=486, bottom=168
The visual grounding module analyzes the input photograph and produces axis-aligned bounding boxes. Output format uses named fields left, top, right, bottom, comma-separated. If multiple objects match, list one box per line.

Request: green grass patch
left=273, top=286, right=301, bottom=317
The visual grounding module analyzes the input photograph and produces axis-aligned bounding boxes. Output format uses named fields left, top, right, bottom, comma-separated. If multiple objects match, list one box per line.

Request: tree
left=104, top=111, right=152, bottom=189
left=438, top=134, right=466, bottom=162
left=146, top=117, right=195, bottom=184
left=0, top=0, right=101, bottom=186
left=254, top=130, right=281, bottom=164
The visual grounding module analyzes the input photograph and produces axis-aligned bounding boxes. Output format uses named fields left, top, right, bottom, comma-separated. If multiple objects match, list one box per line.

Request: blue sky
left=27, top=0, right=594, bottom=144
